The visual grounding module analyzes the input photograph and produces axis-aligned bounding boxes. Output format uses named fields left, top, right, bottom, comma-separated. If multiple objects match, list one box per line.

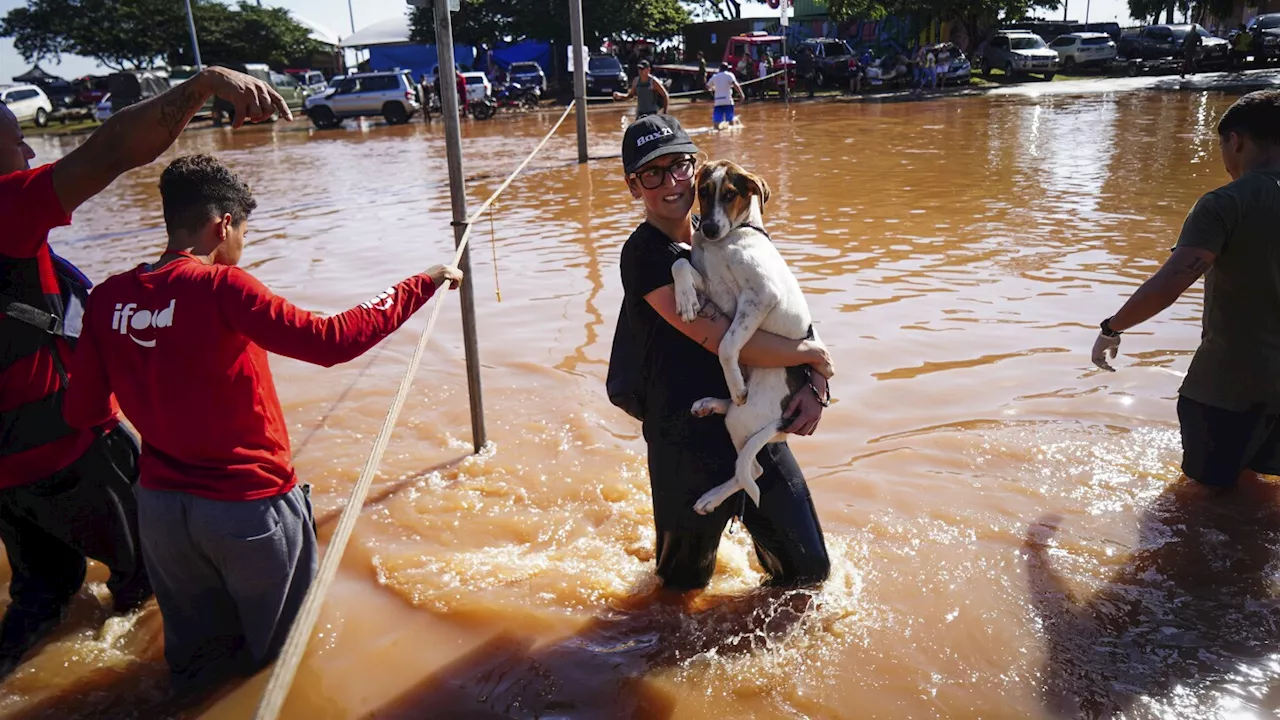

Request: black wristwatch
left=1100, top=317, right=1122, bottom=337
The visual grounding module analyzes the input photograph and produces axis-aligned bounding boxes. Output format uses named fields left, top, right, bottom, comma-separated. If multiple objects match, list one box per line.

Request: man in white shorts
left=707, top=62, right=744, bottom=129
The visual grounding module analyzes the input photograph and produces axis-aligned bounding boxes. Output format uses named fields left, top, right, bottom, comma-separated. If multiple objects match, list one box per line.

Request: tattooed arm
left=1108, top=246, right=1216, bottom=332
left=52, top=67, right=289, bottom=214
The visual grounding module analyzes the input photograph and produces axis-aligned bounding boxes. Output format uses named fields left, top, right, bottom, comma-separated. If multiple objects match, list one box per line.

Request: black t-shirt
left=619, top=221, right=730, bottom=445
left=1175, top=169, right=1280, bottom=411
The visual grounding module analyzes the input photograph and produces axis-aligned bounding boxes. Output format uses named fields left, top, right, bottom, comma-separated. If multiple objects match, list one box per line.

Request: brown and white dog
left=672, top=159, right=824, bottom=515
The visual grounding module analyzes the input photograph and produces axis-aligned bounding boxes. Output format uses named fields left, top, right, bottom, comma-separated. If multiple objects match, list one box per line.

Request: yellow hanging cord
left=488, top=201, right=502, bottom=302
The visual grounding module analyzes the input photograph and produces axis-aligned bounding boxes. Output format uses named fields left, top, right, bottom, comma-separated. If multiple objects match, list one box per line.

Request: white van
left=1, top=84, right=53, bottom=127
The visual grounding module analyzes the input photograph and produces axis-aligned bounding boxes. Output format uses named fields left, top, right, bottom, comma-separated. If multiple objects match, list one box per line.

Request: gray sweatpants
left=135, top=484, right=318, bottom=690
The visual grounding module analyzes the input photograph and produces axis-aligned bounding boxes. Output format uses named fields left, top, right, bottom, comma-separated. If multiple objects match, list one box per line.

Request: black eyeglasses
left=632, top=157, right=696, bottom=190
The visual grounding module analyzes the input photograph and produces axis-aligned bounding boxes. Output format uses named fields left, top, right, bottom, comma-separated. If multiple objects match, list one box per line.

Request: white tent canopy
left=291, top=14, right=342, bottom=47
left=340, top=15, right=414, bottom=48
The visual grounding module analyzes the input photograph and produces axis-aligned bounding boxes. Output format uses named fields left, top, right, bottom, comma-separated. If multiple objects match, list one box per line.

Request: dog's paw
left=694, top=483, right=735, bottom=515
left=691, top=397, right=729, bottom=417
left=675, top=288, right=700, bottom=323
left=730, top=384, right=749, bottom=406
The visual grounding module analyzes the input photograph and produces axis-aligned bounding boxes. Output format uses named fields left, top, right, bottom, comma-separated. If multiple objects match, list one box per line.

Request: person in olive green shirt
left=1092, top=90, right=1280, bottom=488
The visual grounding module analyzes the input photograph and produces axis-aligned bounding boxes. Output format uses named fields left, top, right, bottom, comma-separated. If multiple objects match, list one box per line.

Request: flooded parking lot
left=4, top=87, right=1278, bottom=719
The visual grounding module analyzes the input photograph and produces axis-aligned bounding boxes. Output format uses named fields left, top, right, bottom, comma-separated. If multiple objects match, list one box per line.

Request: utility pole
left=568, top=0, right=588, bottom=163
left=183, top=0, right=203, bottom=70
left=433, top=0, right=487, bottom=453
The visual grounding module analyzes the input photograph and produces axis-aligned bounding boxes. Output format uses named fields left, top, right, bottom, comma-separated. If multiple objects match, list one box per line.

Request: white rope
left=585, top=68, right=789, bottom=102
left=251, top=103, right=576, bottom=720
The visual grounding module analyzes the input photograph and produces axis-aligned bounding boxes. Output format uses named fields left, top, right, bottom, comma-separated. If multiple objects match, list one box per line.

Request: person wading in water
left=613, top=60, right=669, bottom=117
left=1092, top=90, right=1280, bottom=491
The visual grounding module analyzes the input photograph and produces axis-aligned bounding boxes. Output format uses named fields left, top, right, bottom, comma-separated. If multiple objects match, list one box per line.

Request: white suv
left=1, top=84, right=53, bottom=127
left=460, top=72, right=492, bottom=103
left=304, top=70, right=422, bottom=129
left=1048, top=32, right=1118, bottom=71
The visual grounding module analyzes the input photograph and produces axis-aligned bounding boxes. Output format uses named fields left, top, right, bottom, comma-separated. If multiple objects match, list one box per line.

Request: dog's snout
left=702, top=221, right=720, bottom=239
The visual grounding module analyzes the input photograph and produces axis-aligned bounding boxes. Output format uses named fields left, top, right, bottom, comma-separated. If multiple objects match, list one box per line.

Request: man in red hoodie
left=0, top=66, right=291, bottom=679
left=63, top=154, right=462, bottom=691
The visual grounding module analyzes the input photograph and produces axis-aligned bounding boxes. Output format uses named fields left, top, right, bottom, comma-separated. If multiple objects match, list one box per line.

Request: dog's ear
left=743, top=171, right=771, bottom=207
left=695, top=162, right=715, bottom=192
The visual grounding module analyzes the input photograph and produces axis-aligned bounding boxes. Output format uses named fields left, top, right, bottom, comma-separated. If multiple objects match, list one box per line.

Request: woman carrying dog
left=615, top=114, right=832, bottom=591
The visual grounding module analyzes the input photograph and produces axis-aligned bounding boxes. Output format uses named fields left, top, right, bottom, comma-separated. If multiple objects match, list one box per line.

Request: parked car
left=288, top=69, right=327, bottom=94
left=105, top=70, right=169, bottom=111
left=981, top=30, right=1060, bottom=79
left=74, top=75, right=110, bottom=108
left=1, top=84, right=53, bottom=127
left=507, top=61, right=547, bottom=91
left=585, top=55, right=627, bottom=96
left=460, top=71, right=492, bottom=103
left=304, top=70, right=421, bottom=128
left=1118, top=24, right=1230, bottom=69
left=210, top=63, right=309, bottom=124
left=34, top=78, right=76, bottom=110
left=925, top=42, right=972, bottom=85
left=799, top=37, right=856, bottom=86
left=94, top=93, right=112, bottom=122
left=1246, top=13, right=1280, bottom=63
left=1049, top=32, right=1118, bottom=70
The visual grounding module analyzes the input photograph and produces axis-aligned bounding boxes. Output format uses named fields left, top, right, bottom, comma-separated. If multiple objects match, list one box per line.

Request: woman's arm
left=644, top=284, right=833, bottom=376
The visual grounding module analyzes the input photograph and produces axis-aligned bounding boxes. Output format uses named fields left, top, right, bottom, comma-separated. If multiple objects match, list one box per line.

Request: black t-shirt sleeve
left=620, top=226, right=684, bottom=301
left=1175, top=189, right=1234, bottom=257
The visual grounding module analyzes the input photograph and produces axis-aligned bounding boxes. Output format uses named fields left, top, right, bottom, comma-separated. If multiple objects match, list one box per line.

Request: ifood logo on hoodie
left=112, top=300, right=176, bottom=348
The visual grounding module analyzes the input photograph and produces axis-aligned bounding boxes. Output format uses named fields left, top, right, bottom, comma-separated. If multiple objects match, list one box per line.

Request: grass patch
left=23, top=118, right=99, bottom=137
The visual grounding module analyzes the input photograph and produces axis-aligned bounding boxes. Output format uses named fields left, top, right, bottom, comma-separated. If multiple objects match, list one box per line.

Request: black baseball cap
left=622, top=114, right=699, bottom=175
left=638, top=60, right=651, bottom=69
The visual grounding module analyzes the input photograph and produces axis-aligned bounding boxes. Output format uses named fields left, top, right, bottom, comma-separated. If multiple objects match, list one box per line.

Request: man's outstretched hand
left=203, top=67, right=292, bottom=127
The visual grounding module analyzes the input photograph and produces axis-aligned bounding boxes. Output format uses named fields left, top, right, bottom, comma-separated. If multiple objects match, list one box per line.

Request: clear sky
left=1, top=0, right=1139, bottom=83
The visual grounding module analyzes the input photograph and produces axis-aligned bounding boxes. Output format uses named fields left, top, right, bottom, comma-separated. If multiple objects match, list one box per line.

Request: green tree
left=1, top=0, right=185, bottom=69
left=0, top=0, right=321, bottom=71
left=689, top=0, right=772, bottom=20
left=825, top=0, right=1060, bottom=49
left=409, top=0, right=689, bottom=48
left=179, top=2, right=321, bottom=68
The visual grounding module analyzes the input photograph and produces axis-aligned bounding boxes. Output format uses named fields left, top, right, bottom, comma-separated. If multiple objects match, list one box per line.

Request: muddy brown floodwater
left=3, top=88, right=1279, bottom=720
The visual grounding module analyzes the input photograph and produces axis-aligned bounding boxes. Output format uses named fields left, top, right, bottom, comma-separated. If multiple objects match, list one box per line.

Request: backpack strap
left=2, top=293, right=70, bottom=383
left=3, top=298, right=64, bottom=337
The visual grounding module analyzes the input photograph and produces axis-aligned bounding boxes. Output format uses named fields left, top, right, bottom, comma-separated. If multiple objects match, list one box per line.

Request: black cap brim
left=625, top=140, right=699, bottom=175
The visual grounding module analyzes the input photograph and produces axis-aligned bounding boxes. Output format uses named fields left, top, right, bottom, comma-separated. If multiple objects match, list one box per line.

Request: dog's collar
left=741, top=223, right=770, bottom=239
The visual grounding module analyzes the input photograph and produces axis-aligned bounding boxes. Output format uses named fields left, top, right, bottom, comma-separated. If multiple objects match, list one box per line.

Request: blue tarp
left=367, top=44, right=477, bottom=80
left=490, top=41, right=553, bottom=77
left=367, top=40, right=552, bottom=80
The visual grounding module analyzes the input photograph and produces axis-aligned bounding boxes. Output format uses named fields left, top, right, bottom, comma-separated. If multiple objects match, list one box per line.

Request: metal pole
left=433, top=0, right=487, bottom=453
left=183, top=0, right=203, bottom=70
left=1085, top=0, right=1091, bottom=24
left=780, top=0, right=790, bottom=104
left=347, top=0, right=359, bottom=68
left=568, top=0, right=589, bottom=164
